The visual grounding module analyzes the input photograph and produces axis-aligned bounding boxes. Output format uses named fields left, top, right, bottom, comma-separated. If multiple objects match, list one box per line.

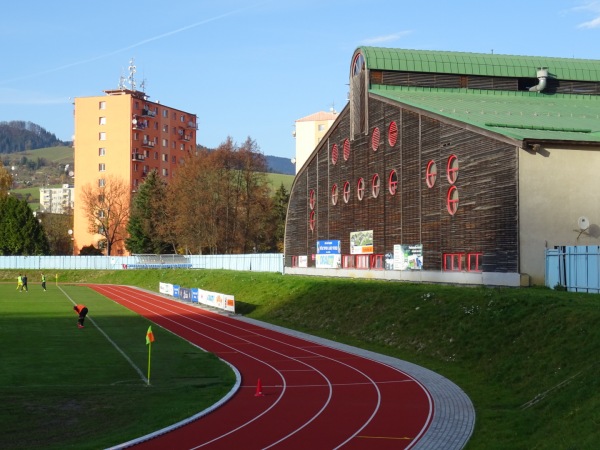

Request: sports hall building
left=284, top=47, right=600, bottom=286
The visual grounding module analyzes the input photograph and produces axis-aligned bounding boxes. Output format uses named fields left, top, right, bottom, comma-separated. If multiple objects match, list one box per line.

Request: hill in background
left=0, top=121, right=70, bottom=153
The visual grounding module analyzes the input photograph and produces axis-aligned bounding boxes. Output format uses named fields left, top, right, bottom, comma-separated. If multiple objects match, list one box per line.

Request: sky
left=1, top=0, right=600, bottom=160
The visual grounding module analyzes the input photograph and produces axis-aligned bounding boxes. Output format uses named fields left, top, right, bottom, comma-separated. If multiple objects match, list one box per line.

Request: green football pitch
left=0, top=282, right=235, bottom=450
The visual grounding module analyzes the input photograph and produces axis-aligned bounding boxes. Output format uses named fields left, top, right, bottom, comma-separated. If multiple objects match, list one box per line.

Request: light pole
left=68, top=229, right=73, bottom=255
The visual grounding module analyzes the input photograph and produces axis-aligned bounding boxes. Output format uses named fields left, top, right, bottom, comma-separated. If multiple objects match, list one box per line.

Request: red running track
left=91, top=285, right=433, bottom=450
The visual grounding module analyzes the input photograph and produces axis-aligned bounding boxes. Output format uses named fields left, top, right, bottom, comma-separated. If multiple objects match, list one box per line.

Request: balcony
left=142, top=140, right=156, bottom=148
left=178, top=133, right=192, bottom=142
left=142, top=108, right=156, bottom=117
left=132, top=153, right=145, bottom=161
left=187, top=120, right=198, bottom=129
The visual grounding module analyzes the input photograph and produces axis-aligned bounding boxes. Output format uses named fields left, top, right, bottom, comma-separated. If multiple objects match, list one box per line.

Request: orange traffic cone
left=255, top=378, right=264, bottom=397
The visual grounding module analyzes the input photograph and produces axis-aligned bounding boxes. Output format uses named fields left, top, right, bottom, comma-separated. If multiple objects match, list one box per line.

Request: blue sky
left=1, top=0, right=599, bottom=159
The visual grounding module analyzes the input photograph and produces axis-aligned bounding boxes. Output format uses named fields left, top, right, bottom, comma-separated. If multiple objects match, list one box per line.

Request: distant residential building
left=39, top=184, right=74, bottom=214
left=293, top=110, right=338, bottom=174
left=73, top=81, right=197, bottom=255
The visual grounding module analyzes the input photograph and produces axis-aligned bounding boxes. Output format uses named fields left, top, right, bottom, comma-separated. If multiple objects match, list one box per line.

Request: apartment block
left=39, top=184, right=74, bottom=214
left=73, top=88, right=197, bottom=255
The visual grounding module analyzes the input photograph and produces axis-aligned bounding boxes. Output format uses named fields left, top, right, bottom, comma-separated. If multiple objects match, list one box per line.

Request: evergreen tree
left=270, top=183, right=289, bottom=252
left=125, top=170, right=172, bottom=254
left=0, top=196, right=50, bottom=255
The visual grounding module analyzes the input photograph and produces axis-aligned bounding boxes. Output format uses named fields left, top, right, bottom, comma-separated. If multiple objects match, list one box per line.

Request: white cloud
left=578, top=15, right=600, bottom=28
left=572, top=1, right=600, bottom=28
left=360, top=31, right=412, bottom=45
left=0, top=88, right=68, bottom=105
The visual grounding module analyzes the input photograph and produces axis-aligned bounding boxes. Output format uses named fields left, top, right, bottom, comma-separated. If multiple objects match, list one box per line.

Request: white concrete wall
left=519, top=145, right=600, bottom=285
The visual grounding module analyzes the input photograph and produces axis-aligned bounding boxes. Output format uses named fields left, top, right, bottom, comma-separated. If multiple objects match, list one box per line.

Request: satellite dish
left=578, top=216, right=590, bottom=231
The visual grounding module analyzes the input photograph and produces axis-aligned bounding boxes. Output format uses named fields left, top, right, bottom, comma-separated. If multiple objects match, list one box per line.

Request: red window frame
left=342, top=254, right=355, bottom=268
left=388, top=170, right=398, bottom=195
left=356, top=254, right=370, bottom=269
left=426, top=160, right=437, bottom=188
left=443, top=253, right=465, bottom=271
left=343, top=138, right=350, bottom=161
left=331, top=184, right=338, bottom=205
left=309, top=210, right=316, bottom=231
left=371, top=173, right=380, bottom=198
left=370, top=254, right=384, bottom=270
left=343, top=181, right=351, bottom=203
left=447, top=154, right=459, bottom=184
left=309, top=189, right=315, bottom=210
left=388, top=121, right=398, bottom=147
left=371, top=127, right=380, bottom=151
left=331, top=144, right=338, bottom=165
left=447, top=186, right=459, bottom=215
left=357, top=177, right=365, bottom=201
left=468, top=253, right=483, bottom=272
left=291, top=256, right=298, bottom=267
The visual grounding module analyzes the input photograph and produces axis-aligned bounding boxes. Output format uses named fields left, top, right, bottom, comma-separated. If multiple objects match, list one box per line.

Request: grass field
left=0, top=280, right=235, bottom=450
left=1, top=269, right=599, bottom=449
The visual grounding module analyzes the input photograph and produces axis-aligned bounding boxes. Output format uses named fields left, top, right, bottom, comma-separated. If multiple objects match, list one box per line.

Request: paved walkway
left=235, top=316, right=476, bottom=450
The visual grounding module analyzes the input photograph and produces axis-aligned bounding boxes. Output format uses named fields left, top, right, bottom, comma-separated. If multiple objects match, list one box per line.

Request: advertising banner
left=394, top=244, right=423, bottom=270
left=316, top=254, right=341, bottom=268
left=350, top=230, right=374, bottom=254
left=317, top=240, right=341, bottom=254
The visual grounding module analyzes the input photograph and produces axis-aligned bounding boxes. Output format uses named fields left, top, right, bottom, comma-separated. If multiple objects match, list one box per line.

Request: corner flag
left=146, top=326, right=154, bottom=385
left=146, top=326, right=155, bottom=345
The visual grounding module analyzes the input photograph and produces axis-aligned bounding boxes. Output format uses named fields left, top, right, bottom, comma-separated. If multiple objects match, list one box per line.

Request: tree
left=0, top=195, right=49, bottom=255
left=80, top=175, right=130, bottom=256
left=126, top=170, right=173, bottom=254
left=269, top=183, right=289, bottom=252
left=0, top=162, right=13, bottom=197
left=37, top=211, right=74, bottom=255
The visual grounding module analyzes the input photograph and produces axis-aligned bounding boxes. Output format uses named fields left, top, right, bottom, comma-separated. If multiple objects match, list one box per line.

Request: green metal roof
left=358, top=47, right=600, bottom=81
left=371, top=85, right=600, bottom=143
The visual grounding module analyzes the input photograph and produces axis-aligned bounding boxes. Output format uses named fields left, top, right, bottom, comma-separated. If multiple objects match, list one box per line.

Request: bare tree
left=80, top=175, right=130, bottom=255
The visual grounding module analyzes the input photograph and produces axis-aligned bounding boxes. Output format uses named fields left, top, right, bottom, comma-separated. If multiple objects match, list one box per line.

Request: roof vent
left=529, top=67, right=549, bottom=92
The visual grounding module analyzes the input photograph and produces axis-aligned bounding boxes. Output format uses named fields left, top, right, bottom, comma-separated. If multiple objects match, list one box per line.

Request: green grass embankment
left=2, top=269, right=599, bottom=449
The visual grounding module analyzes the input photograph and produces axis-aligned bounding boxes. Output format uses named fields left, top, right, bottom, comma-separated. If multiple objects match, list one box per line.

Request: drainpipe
left=529, top=67, right=549, bottom=92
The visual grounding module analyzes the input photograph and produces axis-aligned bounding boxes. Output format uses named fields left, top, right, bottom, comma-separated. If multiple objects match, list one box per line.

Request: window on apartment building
left=154, top=122, right=158, bottom=130
left=98, top=210, right=105, bottom=219
left=99, top=132, right=106, bottom=140
left=163, top=109, right=169, bottom=117
left=180, top=143, right=185, bottom=151
left=162, top=168, right=168, bottom=176
left=134, top=101, right=139, bottom=110
left=163, top=125, right=168, bottom=133
left=162, top=139, right=168, bottom=147
left=133, top=132, right=138, bottom=141
left=162, top=154, right=168, bottom=162
left=172, top=141, right=176, bottom=149
left=180, top=115, right=185, bottom=122
left=154, top=152, right=158, bottom=160
left=99, top=101, right=106, bottom=110
left=98, top=179, right=105, bottom=187
left=171, top=156, right=176, bottom=163
left=98, top=147, right=106, bottom=156
left=99, top=117, right=106, bottom=125
left=98, top=163, right=105, bottom=172
left=318, top=124, right=326, bottom=131
left=133, top=163, right=138, bottom=172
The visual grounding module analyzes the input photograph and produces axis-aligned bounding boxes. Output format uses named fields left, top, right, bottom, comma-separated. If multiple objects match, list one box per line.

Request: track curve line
left=93, top=285, right=474, bottom=450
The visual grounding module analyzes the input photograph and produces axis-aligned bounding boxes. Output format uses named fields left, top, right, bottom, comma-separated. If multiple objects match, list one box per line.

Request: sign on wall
left=316, top=240, right=341, bottom=268
left=394, top=244, right=423, bottom=270
left=350, top=230, right=373, bottom=255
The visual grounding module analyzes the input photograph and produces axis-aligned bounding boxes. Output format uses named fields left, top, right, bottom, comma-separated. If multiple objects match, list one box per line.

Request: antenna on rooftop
left=128, top=58, right=137, bottom=91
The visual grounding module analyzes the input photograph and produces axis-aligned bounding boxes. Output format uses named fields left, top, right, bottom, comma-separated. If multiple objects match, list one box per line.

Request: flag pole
left=145, top=325, right=155, bottom=386
left=147, top=341, right=152, bottom=385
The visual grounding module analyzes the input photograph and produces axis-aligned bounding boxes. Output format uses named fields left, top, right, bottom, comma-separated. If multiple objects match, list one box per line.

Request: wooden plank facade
left=285, top=97, right=519, bottom=274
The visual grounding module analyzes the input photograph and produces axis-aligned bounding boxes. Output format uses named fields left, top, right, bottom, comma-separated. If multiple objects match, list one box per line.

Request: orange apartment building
left=73, top=88, right=197, bottom=255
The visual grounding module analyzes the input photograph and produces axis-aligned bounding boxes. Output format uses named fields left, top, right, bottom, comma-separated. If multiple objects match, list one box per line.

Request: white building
left=39, top=184, right=74, bottom=214
left=293, top=110, right=338, bottom=174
